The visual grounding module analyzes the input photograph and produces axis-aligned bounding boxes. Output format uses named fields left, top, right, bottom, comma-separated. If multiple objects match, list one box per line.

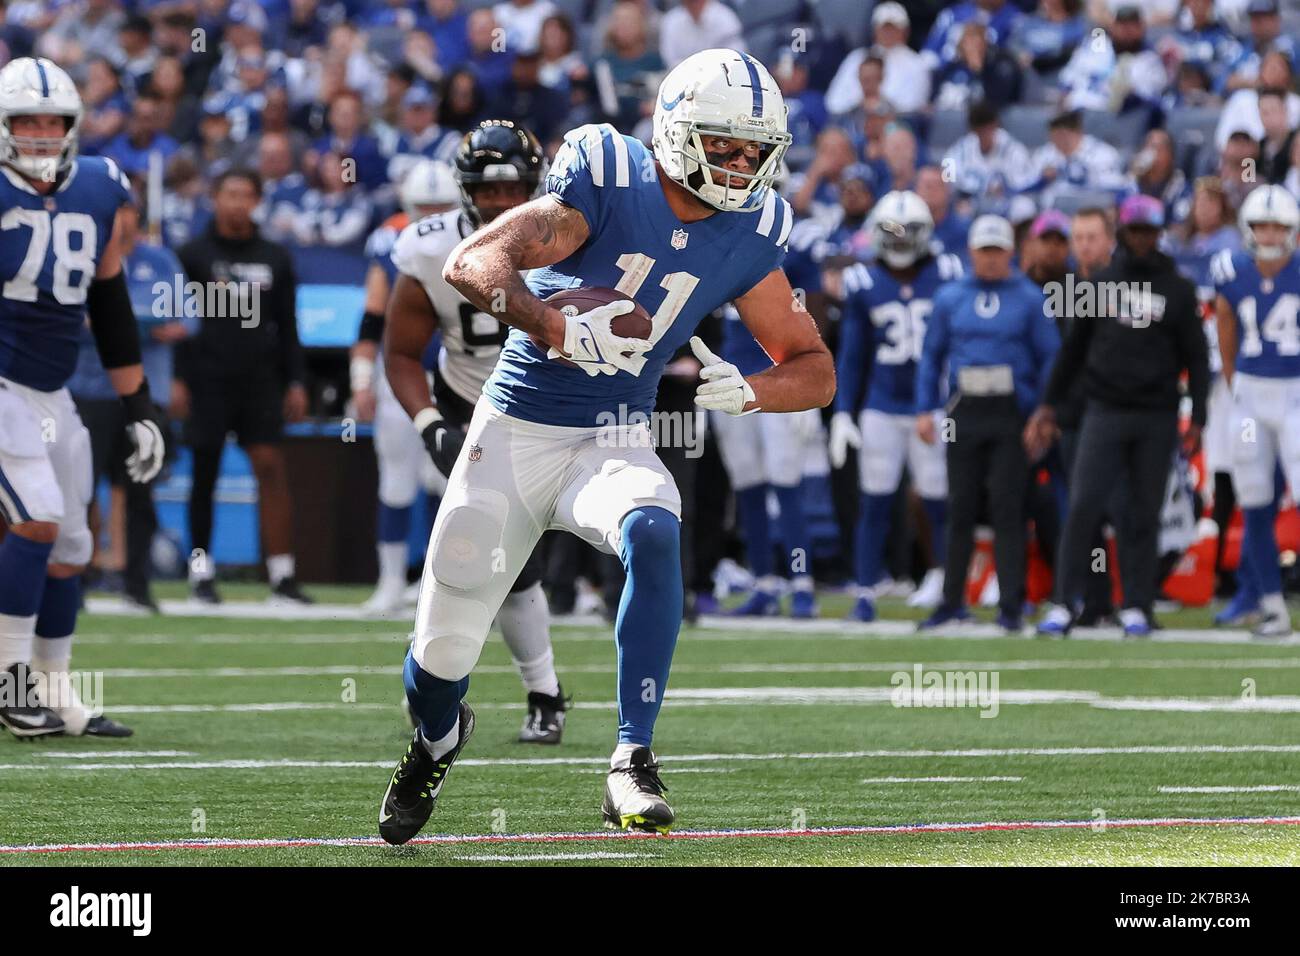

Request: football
left=532, top=287, right=653, bottom=366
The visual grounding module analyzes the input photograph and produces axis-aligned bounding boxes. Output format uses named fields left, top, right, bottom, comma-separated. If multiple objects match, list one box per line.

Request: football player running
left=383, top=122, right=571, bottom=747
left=378, top=50, right=834, bottom=843
left=0, top=58, right=162, bottom=739
left=830, top=191, right=962, bottom=621
left=352, top=159, right=458, bottom=617
left=1212, top=184, right=1300, bottom=637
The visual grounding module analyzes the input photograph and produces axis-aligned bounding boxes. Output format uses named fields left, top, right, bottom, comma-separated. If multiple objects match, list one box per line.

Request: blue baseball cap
left=841, top=163, right=877, bottom=191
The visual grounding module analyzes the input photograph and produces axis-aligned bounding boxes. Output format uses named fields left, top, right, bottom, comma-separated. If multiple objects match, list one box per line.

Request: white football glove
left=124, top=419, right=166, bottom=483
left=689, top=336, right=757, bottom=416
left=548, top=299, right=652, bottom=377
left=828, top=410, right=861, bottom=469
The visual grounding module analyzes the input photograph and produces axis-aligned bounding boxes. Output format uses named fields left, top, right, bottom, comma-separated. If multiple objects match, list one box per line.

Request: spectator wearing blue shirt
left=466, top=7, right=515, bottom=104
left=101, top=91, right=181, bottom=182
left=67, top=203, right=194, bottom=612
left=421, top=0, right=472, bottom=72
left=915, top=215, right=1060, bottom=631
left=916, top=165, right=971, bottom=261
left=79, top=57, right=130, bottom=156
left=308, top=89, right=388, bottom=192
left=1220, top=0, right=1298, bottom=94
left=921, top=0, right=1024, bottom=73
left=774, top=53, right=827, bottom=173
left=931, top=21, right=1022, bottom=113
left=1168, top=0, right=1242, bottom=91
left=1008, top=0, right=1088, bottom=78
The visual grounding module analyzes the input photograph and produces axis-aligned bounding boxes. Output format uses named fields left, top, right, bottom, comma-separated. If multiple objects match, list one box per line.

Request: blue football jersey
left=1211, top=249, right=1300, bottom=379
left=719, top=303, right=772, bottom=376
left=0, top=156, right=133, bottom=391
left=484, top=124, right=792, bottom=426
left=837, top=253, right=964, bottom=415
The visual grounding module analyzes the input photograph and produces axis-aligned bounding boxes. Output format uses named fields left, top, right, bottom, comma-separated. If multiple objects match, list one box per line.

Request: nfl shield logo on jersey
left=468, top=444, right=483, bottom=462
left=671, top=229, right=688, bottom=250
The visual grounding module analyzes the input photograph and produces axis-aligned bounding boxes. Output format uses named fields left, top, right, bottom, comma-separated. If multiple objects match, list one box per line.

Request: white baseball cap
left=872, top=2, right=909, bottom=28
left=969, top=214, right=1015, bottom=250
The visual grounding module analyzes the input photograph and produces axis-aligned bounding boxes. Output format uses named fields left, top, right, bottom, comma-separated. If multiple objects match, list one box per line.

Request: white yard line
left=5, top=815, right=1300, bottom=854
left=860, top=776, right=1024, bottom=784
left=4, top=743, right=1300, bottom=774
left=1158, top=785, right=1300, bottom=794
left=86, top=658, right=1300, bottom=679
left=452, top=851, right=655, bottom=861
left=79, top=600, right=1300, bottom=646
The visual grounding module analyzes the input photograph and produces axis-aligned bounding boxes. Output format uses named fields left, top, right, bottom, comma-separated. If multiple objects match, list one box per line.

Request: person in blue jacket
left=914, top=215, right=1060, bottom=633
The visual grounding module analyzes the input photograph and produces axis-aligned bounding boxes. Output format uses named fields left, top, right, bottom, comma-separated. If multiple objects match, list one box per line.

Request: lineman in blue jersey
left=377, top=49, right=835, bottom=843
left=0, top=59, right=165, bottom=739
left=830, top=191, right=963, bottom=623
left=1212, top=184, right=1300, bottom=637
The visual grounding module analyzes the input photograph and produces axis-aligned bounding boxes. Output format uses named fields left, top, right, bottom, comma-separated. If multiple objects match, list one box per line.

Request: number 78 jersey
left=485, top=124, right=792, bottom=427
left=0, top=157, right=133, bottom=391
left=1211, top=248, right=1300, bottom=378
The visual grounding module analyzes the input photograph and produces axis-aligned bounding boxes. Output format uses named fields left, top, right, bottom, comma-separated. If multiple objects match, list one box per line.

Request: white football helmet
left=1240, top=184, right=1299, bottom=262
left=871, top=190, right=934, bottom=269
left=652, top=48, right=791, bottom=213
left=400, top=159, right=458, bottom=218
left=0, top=57, right=82, bottom=181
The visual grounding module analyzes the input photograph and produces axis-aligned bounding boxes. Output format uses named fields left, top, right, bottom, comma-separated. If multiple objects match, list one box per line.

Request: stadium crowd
left=12, top=0, right=1300, bottom=636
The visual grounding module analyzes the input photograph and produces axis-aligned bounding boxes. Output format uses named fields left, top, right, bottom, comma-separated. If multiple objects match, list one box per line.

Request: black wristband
left=358, top=310, right=386, bottom=343
left=121, top=379, right=154, bottom=420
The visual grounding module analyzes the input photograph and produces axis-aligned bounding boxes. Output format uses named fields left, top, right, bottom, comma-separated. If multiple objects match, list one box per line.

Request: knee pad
left=429, top=488, right=508, bottom=591
left=411, top=590, right=492, bottom=681
left=49, top=524, right=92, bottom=567
left=619, top=507, right=680, bottom=564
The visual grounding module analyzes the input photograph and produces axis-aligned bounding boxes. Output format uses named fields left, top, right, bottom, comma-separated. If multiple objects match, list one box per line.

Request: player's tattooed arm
left=384, top=273, right=440, bottom=421
left=735, top=269, right=836, bottom=412
left=443, top=196, right=590, bottom=348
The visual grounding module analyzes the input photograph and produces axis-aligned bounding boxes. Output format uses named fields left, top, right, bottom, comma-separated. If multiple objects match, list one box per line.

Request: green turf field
left=2, top=586, right=1299, bottom=866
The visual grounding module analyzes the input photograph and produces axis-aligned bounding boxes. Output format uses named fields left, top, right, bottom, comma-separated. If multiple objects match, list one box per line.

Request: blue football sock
left=734, top=484, right=772, bottom=578
left=922, top=497, right=948, bottom=566
left=377, top=503, right=413, bottom=544
left=1243, top=505, right=1282, bottom=597
left=854, top=492, right=895, bottom=588
left=0, top=533, right=53, bottom=618
left=614, top=507, right=683, bottom=747
left=35, top=575, right=80, bottom=640
left=773, top=484, right=811, bottom=576
left=402, top=649, right=467, bottom=742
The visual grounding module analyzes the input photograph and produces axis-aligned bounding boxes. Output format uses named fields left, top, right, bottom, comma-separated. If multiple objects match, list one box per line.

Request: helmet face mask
left=0, top=58, right=82, bottom=182
left=454, top=119, right=547, bottom=226
left=653, top=49, right=792, bottom=213
left=871, top=190, right=934, bottom=269
left=1240, top=184, right=1300, bottom=262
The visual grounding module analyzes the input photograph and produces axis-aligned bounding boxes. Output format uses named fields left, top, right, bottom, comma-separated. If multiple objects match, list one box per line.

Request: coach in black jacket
left=174, top=168, right=313, bottom=605
left=1025, top=195, right=1209, bottom=635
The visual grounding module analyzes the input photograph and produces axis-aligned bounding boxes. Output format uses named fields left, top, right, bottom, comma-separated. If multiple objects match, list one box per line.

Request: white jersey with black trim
left=389, top=208, right=510, bottom=405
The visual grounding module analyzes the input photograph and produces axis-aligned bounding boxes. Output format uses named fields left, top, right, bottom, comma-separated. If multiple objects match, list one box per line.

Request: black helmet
left=453, top=119, right=547, bottom=225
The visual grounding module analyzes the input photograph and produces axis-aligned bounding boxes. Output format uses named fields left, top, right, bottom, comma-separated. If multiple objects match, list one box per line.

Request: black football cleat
left=379, top=702, right=475, bottom=845
left=518, top=686, right=569, bottom=745
left=0, top=664, right=65, bottom=739
left=191, top=579, right=222, bottom=605
left=83, top=715, right=134, bottom=738
left=602, top=746, right=675, bottom=834
left=269, top=577, right=315, bottom=605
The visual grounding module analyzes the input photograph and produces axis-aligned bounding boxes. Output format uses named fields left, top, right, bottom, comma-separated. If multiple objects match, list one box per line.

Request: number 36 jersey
left=0, top=157, right=133, bottom=391
left=391, top=208, right=510, bottom=405
left=485, top=123, right=793, bottom=427
left=1211, top=248, right=1300, bottom=379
